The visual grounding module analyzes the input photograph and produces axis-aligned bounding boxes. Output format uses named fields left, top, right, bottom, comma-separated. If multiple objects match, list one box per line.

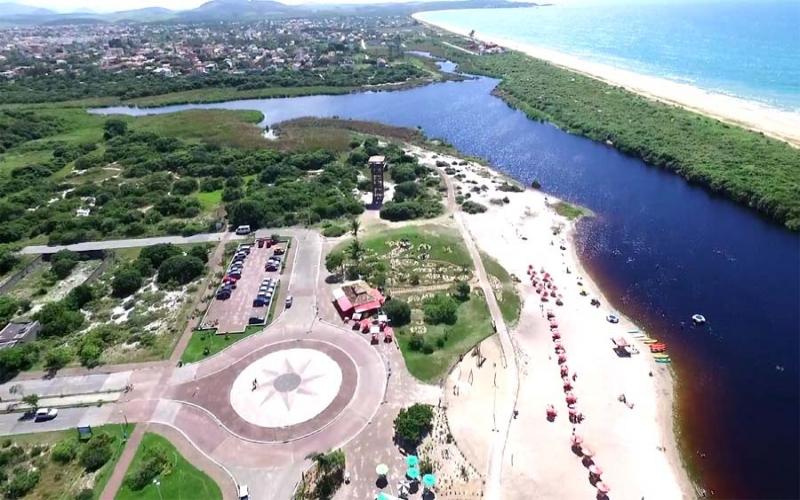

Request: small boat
left=653, top=353, right=670, bottom=359
left=692, top=314, right=706, bottom=325
left=656, top=357, right=672, bottom=364
left=606, top=314, right=620, bottom=324
left=642, top=338, right=659, bottom=344
left=650, top=345, right=667, bottom=353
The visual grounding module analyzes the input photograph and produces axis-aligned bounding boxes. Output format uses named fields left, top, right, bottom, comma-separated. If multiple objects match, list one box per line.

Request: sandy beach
left=408, top=148, right=695, bottom=499
left=413, top=13, right=800, bottom=148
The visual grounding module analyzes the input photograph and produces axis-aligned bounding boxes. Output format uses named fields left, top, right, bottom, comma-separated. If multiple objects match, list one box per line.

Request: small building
left=333, top=282, right=385, bottom=318
left=0, top=321, right=40, bottom=350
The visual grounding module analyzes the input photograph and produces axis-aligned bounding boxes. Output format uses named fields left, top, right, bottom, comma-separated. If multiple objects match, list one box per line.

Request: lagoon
left=92, top=74, right=800, bottom=498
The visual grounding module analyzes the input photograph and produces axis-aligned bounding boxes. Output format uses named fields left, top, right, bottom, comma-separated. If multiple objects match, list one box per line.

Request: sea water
left=416, top=0, right=800, bottom=111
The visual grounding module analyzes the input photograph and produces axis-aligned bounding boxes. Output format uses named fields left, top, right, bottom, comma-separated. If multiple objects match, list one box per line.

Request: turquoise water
left=417, top=0, right=800, bottom=111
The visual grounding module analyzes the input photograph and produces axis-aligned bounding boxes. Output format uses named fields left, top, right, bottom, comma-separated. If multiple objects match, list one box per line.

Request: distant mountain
left=0, top=2, right=54, bottom=17
left=0, top=0, right=537, bottom=24
left=176, top=0, right=296, bottom=21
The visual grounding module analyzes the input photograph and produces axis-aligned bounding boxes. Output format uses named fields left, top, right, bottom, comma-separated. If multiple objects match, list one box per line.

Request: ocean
left=416, top=0, right=800, bottom=111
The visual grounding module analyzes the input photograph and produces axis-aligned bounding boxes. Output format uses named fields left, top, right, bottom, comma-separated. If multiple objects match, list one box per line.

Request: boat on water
left=606, top=314, right=620, bottom=324
left=642, top=338, right=659, bottom=344
left=692, top=313, right=706, bottom=325
left=656, top=358, right=672, bottom=364
left=653, top=353, right=670, bottom=359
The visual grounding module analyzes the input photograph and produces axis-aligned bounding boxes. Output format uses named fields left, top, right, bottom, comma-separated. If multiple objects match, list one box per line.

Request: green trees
left=51, top=438, right=78, bottom=464
left=390, top=164, right=417, bottom=183
left=422, top=294, right=458, bottom=325
left=78, top=433, right=114, bottom=472
left=50, top=250, right=79, bottom=280
left=124, top=444, right=169, bottom=491
left=157, top=255, right=205, bottom=285
left=112, top=266, right=143, bottom=298
left=44, top=346, right=73, bottom=372
left=0, top=249, right=18, bottom=275
left=34, top=302, right=84, bottom=338
left=102, top=119, right=127, bottom=140
left=4, top=469, right=40, bottom=499
left=138, top=243, right=182, bottom=272
left=453, top=281, right=471, bottom=301
left=383, top=299, right=411, bottom=327
left=21, top=393, right=39, bottom=411
left=172, top=177, right=199, bottom=195
left=0, top=296, right=20, bottom=329
left=325, top=250, right=345, bottom=276
left=309, top=449, right=346, bottom=499
left=393, top=403, right=434, bottom=449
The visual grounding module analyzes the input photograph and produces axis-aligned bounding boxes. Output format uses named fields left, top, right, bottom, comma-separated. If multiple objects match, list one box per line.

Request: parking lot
left=203, top=239, right=287, bottom=333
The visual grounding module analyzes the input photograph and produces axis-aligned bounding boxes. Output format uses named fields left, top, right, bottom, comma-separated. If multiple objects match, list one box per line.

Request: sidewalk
left=100, top=423, right=147, bottom=500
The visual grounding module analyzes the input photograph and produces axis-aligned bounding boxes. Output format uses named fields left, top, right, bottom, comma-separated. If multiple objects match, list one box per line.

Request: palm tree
left=350, top=217, right=360, bottom=238
left=348, top=239, right=363, bottom=263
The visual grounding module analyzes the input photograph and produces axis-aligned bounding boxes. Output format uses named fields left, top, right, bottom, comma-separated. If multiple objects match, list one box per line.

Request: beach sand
left=411, top=149, right=695, bottom=499
left=413, top=14, right=800, bottom=148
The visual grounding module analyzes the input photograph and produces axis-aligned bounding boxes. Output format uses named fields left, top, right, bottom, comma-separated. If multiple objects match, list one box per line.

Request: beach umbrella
left=566, top=393, right=577, bottom=404
left=563, top=381, right=572, bottom=390
left=422, top=474, right=437, bottom=489
left=581, top=446, right=595, bottom=457
left=406, top=467, right=420, bottom=480
left=376, top=464, right=389, bottom=476
left=568, top=408, right=577, bottom=416
left=596, top=482, right=610, bottom=494
left=570, top=434, right=583, bottom=445
left=558, top=354, right=567, bottom=363
left=376, top=493, right=390, bottom=500
left=546, top=405, right=557, bottom=416
left=406, top=455, right=419, bottom=468
left=589, top=465, right=603, bottom=476
left=560, top=364, right=569, bottom=375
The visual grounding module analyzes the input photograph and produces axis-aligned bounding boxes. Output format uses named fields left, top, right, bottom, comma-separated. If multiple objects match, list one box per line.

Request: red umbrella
left=560, top=364, right=569, bottom=375
left=581, top=446, right=595, bottom=457
left=570, top=434, right=583, bottom=445
left=558, top=354, right=567, bottom=364
left=589, top=465, right=603, bottom=476
left=566, top=393, right=577, bottom=404
left=596, top=482, right=610, bottom=494
left=563, top=380, right=572, bottom=390
left=546, top=405, right=557, bottom=416
left=568, top=408, right=577, bottom=416
left=552, top=332, right=561, bottom=339
left=547, top=309, right=555, bottom=318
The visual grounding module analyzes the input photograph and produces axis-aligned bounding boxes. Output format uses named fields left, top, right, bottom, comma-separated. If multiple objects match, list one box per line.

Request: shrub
left=157, top=255, right=205, bottom=285
left=124, top=444, right=169, bottom=491
left=394, top=403, right=434, bottom=449
left=408, top=335, right=424, bottom=352
left=379, top=201, right=423, bottom=221
left=111, top=266, right=143, bottom=298
left=453, top=281, right=471, bottom=301
left=138, top=243, right=182, bottom=270
left=65, top=283, right=94, bottom=310
left=34, top=302, right=84, bottom=338
left=74, top=489, right=94, bottom=500
left=78, top=340, right=102, bottom=368
left=0, top=249, right=19, bottom=274
left=422, top=294, right=458, bottom=325
left=187, top=245, right=209, bottom=264
left=382, top=299, right=411, bottom=327
left=5, top=469, right=40, bottom=499
left=461, top=200, right=487, bottom=214
left=78, top=433, right=114, bottom=472
left=52, top=438, right=78, bottom=464
left=322, top=225, right=347, bottom=237
left=390, top=164, right=416, bottom=183
left=171, top=177, right=198, bottom=195
left=44, top=346, right=73, bottom=371
left=50, top=249, right=79, bottom=280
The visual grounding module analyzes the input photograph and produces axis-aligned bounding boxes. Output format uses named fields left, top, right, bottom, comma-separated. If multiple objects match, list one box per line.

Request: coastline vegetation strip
left=433, top=46, right=800, bottom=230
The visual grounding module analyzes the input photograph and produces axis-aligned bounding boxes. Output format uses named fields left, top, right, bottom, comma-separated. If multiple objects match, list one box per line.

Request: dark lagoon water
left=92, top=75, right=800, bottom=498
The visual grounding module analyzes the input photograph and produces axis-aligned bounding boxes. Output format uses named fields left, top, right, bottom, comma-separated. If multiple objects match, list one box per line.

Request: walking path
left=100, top=423, right=147, bottom=500
left=19, top=232, right=247, bottom=255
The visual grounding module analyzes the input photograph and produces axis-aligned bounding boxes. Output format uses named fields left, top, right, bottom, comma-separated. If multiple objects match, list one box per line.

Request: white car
left=237, top=484, right=249, bottom=499
left=34, top=408, right=58, bottom=422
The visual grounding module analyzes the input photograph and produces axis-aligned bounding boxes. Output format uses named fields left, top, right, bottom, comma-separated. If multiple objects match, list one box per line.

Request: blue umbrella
left=406, top=455, right=419, bottom=467
left=406, top=466, right=420, bottom=480
left=422, top=473, right=437, bottom=488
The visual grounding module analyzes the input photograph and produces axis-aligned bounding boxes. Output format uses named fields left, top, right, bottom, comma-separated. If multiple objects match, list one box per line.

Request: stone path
left=100, top=423, right=147, bottom=500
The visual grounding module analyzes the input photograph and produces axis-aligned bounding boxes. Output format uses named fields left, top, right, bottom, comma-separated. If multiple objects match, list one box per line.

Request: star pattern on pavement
left=254, top=355, right=327, bottom=411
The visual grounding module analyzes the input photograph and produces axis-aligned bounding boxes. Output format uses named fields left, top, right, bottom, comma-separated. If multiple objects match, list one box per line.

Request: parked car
left=235, top=225, right=251, bottom=235
left=253, top=298, right=267, bottom=307
left=273, top=247, right=285, bottom=256
left=285, top=295, right=293, bottom=308
left=34, top=408, right=58, bottom=422
left=217, top=290, right=231, bottom=300
left=237, top=484, right=249, bottom=500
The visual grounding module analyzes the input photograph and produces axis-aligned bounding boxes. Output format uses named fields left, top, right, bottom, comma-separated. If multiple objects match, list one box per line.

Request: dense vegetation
left=394, top=403, right=434, bottom=449
left=0, top=110, right=63, bottom=153
left=445, top=50, right=800, bottom=230
left=0, top=65, right=426, bottom=104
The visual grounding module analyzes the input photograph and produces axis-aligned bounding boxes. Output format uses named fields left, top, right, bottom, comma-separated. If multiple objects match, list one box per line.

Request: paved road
left=19, top=232, right=247, bottom=255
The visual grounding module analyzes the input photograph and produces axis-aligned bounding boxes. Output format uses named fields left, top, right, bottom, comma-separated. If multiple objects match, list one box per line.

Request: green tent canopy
left=406, top=455, right=419, bottom=467
left=423, top=473, right=437, bottom=488
left=406, top=466, right=420, bottom=480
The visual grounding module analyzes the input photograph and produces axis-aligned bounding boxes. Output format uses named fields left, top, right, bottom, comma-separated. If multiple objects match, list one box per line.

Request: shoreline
left=417, top=149, right=696, bottom=498
left=413, top=13, right=800, bottom=148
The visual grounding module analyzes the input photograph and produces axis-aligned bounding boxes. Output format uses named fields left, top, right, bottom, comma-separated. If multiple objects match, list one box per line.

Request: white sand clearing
left=418, top=150, right=694, bottom=499
left=413, top=14, right=800, bottom=148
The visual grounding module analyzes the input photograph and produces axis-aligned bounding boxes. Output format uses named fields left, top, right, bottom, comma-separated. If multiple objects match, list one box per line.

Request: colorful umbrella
left=422, top=474, right=437, bottom=488
left=589, top=465, right=603, bottom=476
left=581, top=446, right=595, bottom=457
left=406, top=455, right=419, bottom=468
left=406, top=467, right=420, bottom=480
left=596, top=481, right=610, bottom=493
left=570, top=434, right=583, bottom=445
left=376, top=464, right=389, bottom=476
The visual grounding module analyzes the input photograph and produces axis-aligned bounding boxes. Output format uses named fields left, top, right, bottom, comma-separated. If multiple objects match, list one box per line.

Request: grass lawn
left=360, top=225, right=472, bottom=268
left=130, top=109, right=266, bottom=149
left=396, top=294, right=493, bottom=383
left=124, top=85, right=355, bottom=107
left=116, top=432, right=221, bottom=500
left=0, top=423, right=132, bottom=500
left=180, top=324, right=264, bottom=364
left=553, top=201, right=589, bottom=221
left=194, top=189, right=223, bottom=211
left=480, top=252, right=522, bottom=326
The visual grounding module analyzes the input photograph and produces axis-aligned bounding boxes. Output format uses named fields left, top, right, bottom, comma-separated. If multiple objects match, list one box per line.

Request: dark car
left=273, top=248, right=285, bottom=256
left=216, top=290, right=231, bottom=300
